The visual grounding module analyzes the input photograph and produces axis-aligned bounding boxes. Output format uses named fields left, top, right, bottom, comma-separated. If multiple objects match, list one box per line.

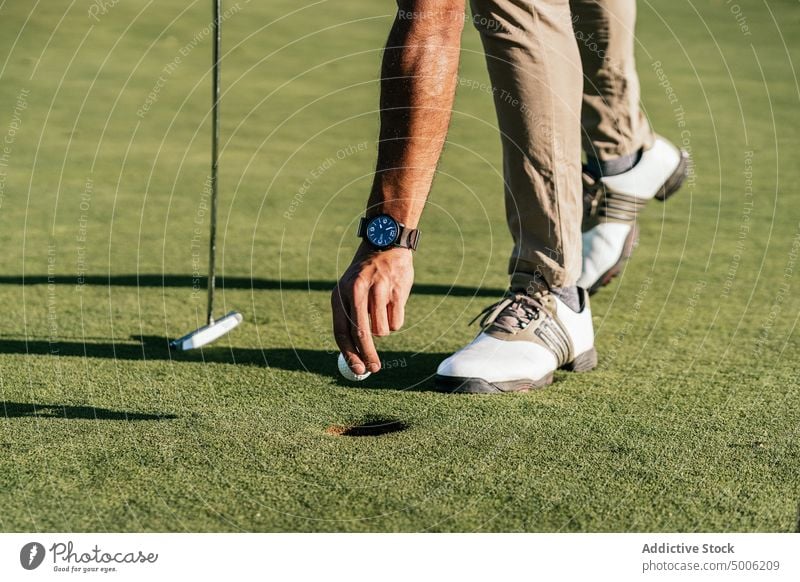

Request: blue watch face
left=366, top=215, right=399, bottom=248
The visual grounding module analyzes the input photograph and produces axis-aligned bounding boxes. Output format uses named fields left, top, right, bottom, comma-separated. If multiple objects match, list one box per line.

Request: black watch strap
left=397, top=225, right=420, bottom=251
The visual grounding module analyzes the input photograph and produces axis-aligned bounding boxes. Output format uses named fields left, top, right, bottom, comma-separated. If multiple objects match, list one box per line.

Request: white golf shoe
left=578, top=136, right=690, bottom=293
left=435, top=276, right=596, bottom=394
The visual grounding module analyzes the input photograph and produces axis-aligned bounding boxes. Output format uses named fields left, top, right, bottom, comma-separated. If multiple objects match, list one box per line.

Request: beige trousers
left=470, top=0, right=654, bottom=286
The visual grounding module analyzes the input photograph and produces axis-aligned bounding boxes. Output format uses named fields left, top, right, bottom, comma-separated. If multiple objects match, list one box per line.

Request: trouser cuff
left=508, top=256, right=574, bottom=289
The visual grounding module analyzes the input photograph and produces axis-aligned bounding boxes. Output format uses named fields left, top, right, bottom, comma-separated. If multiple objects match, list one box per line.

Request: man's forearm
left=366, top=2, right=465, bottom=228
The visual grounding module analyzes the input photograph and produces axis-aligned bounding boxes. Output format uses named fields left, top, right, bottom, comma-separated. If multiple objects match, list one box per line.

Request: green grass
left=0, top=0, right=798, bottom=532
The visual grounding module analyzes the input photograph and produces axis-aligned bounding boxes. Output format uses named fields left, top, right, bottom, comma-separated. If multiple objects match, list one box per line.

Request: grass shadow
left=0, top=274, right=505, bottom=298
left=0, top=337, right=267, bottom=367
left=1, top=401, right=176, bottom=421
left=0, top=338, right=444, bottom=391
left=258, top=348, right=447, bottom=392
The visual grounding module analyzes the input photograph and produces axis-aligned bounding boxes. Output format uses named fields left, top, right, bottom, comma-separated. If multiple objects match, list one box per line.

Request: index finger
left=332, top=285, right=367, bottom=375
left=350, top=282, right=381, bottom=373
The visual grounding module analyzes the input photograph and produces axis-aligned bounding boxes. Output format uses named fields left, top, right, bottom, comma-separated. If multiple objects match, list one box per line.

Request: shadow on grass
left=0, top=337, right=263, bottom=366
left=0, top=274, right=505, bottom=298
left=1, top=401, right=176, bottom=421
left=0, top=338, right=444, bottom=391
left=263, top=348, right=447, bottom=392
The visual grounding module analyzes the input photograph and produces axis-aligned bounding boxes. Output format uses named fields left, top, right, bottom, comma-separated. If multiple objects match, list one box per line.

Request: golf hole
left=325, top=417, right=408, bottom=437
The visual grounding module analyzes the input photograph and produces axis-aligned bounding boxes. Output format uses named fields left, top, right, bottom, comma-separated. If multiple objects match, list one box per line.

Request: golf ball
left=337, top=353, right=371, bottom=381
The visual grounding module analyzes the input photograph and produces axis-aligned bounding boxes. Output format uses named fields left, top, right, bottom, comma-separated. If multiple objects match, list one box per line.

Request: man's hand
left=332, top=245, right=414, bottom=375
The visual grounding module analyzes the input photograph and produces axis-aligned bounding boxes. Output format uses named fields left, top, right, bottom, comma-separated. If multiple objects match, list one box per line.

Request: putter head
left=170, top=311, right=243, bottom=351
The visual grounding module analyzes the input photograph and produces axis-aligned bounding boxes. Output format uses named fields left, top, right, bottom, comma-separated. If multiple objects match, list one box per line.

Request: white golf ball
left=337, top=353, right=371, bottom=381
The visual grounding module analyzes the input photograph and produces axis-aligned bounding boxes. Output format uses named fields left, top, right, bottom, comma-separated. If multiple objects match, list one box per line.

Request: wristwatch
left=357, top=213, right=420, bottom=251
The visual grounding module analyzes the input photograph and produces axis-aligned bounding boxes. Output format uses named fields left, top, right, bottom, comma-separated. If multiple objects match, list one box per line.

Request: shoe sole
left=588, top=149, right=690, bottom=296
left=433, top=348, right=597, bottom=394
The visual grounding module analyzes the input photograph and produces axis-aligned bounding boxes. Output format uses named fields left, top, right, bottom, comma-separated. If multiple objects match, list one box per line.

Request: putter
left=171, top=0, right=243, bottom=351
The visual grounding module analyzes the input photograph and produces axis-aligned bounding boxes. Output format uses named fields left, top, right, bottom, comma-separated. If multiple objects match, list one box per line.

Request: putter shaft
left=207, top=0, right=221, bottom=326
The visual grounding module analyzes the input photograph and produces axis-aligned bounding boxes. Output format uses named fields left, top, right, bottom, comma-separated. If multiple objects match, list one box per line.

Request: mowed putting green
left=0, top=0, right=798, bottom=532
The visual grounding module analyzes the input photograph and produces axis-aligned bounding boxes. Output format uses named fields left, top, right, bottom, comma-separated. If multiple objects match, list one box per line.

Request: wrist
left=366, top=187, right=423, bottom=229
left=365, top=206, right=419, bottom=230
left=354, top=241, right=412, bottom=261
